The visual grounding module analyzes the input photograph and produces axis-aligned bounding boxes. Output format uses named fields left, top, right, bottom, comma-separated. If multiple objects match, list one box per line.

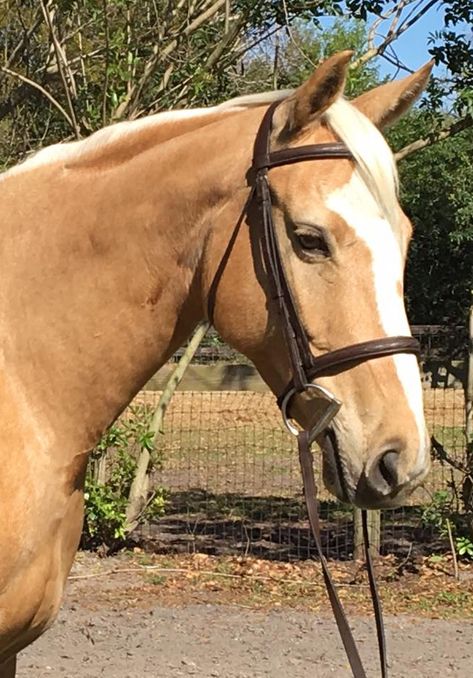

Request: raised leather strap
left=257, top=171, right=313, bottom=390
left=299, top=430, right=389, bottom=678
left=252, top=100, right=278, bottom=170
left=252, top=101, right=353, bottom=174
left=307, top=336, right=420, bottom=377
left=254, top=143, right=353, bottom=171
left=298, top=430, right=368, bottom=678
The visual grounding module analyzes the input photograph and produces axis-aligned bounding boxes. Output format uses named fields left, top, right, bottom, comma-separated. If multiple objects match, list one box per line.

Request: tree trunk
left=124, top=321, right=210, bottom=533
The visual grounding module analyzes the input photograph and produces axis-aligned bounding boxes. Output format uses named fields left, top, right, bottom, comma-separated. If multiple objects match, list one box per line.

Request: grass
left=432, top=424, right=466, bottom=450
left=147, top=574, right=167, bottom=586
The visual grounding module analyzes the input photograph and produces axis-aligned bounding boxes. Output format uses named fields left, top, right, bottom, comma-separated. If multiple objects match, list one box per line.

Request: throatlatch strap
left=298, top=430, right=388, bottom=678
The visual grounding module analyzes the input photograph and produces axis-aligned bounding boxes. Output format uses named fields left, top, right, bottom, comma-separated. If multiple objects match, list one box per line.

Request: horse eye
left=296, top=230, right=330, bottom=256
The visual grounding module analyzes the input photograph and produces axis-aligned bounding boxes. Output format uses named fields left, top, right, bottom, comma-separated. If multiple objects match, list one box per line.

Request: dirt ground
left=16, top=551, right=473, bottom=678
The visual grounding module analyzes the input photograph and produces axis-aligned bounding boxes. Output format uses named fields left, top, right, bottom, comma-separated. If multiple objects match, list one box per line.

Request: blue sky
left=374, top=3, right=445, bottom=77
left=318, top=3, right=452, bottom=78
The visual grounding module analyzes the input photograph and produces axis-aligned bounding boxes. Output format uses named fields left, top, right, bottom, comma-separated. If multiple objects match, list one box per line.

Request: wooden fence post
left=353, top=508, right=363, bottom=560
left=466, top=295, right=473, bottom=445
left=353, top=508, right=381, bottom=560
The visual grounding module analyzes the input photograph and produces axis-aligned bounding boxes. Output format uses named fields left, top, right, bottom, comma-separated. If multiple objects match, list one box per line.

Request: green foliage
left=421, top=490, right=473, bottom=560
left=82, top=404, right=166, bottom=550
left=421, top=490, right=452, bottom=535
left=83, top=480, right=128, bottom=545
left=455, top=536, right=473, bottom=559
left=240, top=19, right=379, bottom=95
left=427, top=1, right=473, bottom=118
left=388, top=115, right=473, bottom=325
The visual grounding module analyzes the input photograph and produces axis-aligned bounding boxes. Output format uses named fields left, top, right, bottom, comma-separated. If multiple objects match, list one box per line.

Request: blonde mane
left=1, top=90, right=291, bottom=178
left=2, top=87, right=397, bottom=218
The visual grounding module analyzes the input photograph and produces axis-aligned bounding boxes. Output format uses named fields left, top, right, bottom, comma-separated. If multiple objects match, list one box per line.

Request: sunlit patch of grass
left=432, top=425, right=466, bottom=450
left=147, top=574, right=167, bottom=586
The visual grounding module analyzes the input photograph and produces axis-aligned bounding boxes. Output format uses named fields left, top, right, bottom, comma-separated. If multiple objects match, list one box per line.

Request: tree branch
left=45, top=48, right=104, bottom=75
left=40, top=0, right=80, bottom=138
left=101, top=0, right=110, bottom=126
left=125, top=321, right=210, bottom=533
left=395, top=115, right=472, bottom=161
left=352, top=0, right=441, bottom=70
left=0, top=10, right=42, bottom=85
left=282, top=0, right=317, bottom=68
left=386, top=0, right=410, bottom=41
left=430, top=436, right=468, bottom=475
left=114, top=0, right=227, bottom=120
left=1, top=66, right=75, bottom=131
left=204, top=15, right=245, bottom=71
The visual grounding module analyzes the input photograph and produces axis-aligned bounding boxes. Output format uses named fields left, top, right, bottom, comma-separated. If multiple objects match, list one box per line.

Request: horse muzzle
left=320, top=426, right=431, bottom=509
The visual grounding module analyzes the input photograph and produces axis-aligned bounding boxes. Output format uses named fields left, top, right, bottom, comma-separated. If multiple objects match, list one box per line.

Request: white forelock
left=323, top=98, right=399, bottom=225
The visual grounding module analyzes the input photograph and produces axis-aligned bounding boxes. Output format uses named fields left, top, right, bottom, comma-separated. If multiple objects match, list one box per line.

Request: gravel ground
left=18, top=602, right=472, bottom=677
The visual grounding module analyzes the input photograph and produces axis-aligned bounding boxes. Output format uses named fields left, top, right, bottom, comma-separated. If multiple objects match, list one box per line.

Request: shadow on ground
left=135, top=488, right=444, bottom=561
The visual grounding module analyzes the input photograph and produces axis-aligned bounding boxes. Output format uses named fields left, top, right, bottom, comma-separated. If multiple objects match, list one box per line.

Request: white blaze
left=326, top=171, right=428, bottom=471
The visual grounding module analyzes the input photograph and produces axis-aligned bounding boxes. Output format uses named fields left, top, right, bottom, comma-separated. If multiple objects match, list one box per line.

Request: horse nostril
left=378, top=449, right=401, bottom=489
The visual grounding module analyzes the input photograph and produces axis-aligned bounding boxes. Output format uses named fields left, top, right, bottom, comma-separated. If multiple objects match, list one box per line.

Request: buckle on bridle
left=280, top=383, right=342, bottom=445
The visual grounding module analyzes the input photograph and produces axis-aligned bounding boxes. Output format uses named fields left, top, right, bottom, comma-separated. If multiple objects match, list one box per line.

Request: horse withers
left=0, top=51, right=431, bottom=675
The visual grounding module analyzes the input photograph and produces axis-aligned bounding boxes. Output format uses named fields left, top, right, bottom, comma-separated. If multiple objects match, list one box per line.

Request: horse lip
left=319, top=428, right=352, bottom=504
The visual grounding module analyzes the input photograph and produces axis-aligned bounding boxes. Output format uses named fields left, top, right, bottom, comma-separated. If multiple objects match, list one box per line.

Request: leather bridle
left=250, top=101, right=421, bottom=678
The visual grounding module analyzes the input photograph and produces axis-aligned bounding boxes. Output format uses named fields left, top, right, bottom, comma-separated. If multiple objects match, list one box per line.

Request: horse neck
left=0, top=109, right=256, bottom=454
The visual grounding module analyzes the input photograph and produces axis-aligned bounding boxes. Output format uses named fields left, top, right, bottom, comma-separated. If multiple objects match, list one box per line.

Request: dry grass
left=70, top=550, right=473, bottom=620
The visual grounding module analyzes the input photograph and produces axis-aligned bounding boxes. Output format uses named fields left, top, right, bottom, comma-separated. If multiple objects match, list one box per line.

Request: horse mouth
left=319, top=429, right=427, bottom=509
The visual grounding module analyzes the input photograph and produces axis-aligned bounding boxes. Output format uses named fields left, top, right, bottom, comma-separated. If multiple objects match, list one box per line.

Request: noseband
left=250, top=102, right=420, bottom=678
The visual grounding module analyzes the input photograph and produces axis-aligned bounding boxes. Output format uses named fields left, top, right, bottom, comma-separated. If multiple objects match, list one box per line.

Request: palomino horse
left=0, top=51, right=431, bottom=676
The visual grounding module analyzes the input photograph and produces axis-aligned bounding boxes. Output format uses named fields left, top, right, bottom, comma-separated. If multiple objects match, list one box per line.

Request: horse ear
left=352, top=62, right=433, bottom=129
left=274, top=50, right=353, bottom=138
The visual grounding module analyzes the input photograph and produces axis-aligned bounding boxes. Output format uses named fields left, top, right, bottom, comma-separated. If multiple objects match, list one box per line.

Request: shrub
left=82, top=404, right=166, bottom=550
left=421, top=489, right=473, bottom=561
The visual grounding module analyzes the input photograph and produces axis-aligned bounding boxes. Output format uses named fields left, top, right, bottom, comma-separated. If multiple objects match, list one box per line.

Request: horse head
left=208, top=52, right=432, bottom=509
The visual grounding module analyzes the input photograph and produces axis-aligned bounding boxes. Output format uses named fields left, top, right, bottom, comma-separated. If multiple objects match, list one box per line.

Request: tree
left=239, top=18, right=380, bottom=95
left=389, top=116, right=473, bottom=325
left=0, top=1, right=471, bottom=168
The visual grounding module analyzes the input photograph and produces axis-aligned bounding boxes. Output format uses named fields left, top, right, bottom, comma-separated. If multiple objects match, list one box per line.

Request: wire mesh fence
left=132, top=325, right=469, bottom=561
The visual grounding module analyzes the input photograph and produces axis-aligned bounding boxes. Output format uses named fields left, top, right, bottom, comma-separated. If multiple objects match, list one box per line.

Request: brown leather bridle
left=250, top=101, right=421, bottom=678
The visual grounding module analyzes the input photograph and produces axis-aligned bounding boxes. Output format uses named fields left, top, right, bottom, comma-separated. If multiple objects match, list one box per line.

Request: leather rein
left=250, top=101, right=421, bottom=678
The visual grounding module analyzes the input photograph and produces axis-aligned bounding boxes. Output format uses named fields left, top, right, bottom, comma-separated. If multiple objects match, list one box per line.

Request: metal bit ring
left=280, top=383, right=342, bottom=443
